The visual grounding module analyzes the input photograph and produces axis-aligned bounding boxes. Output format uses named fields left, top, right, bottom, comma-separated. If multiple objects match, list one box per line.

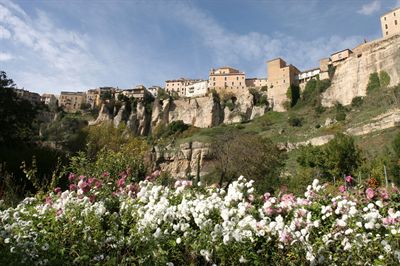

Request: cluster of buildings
left=17, top=7, right=400, bottom=113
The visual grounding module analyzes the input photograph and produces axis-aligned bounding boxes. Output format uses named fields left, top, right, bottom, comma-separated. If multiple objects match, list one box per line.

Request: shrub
left=367, top=72, right=380, bottom=93
left=335, top=103, right=347, bottom=121
left=379, top=70, right=391, bottom=88
left=351, top=96, right=364, bottom=107
left=288, top=116, right=303, bottom=127
left=286, top=85, right=300, bottom=108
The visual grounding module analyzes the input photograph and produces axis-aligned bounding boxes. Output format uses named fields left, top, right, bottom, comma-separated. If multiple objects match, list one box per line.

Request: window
left=385, top=24, right=388, bottom=29
left=387, top=31, right=389, bottom=35
left=224, top=77, right=227, bottom=81
left=232, top=82, right=234, bottom=86
left=236, top=77, right=239, bottom=80
left=384, top=17, right=386, bottom=20
left=239, top=82, right=241, bottom=85
left=224, top=82, right=227, bottom=86
left=213, top=77, right=215, bottom=81
left=396, top=20, right=398, bottom=25
left=213, top=82, right=215, bottom=86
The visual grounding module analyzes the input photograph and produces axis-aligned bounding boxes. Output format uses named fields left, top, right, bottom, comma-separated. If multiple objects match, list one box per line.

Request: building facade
left=86, top=89, right=99, bottom=109
left=185, top=80, right=208, bottom=97
left=208, top=67, right=246, bottom=91
left=266, top=58, right=300, bottom=112
left=165, top=78, right=201, bottom=97
left=41, top=93, right=57, bottom=106
left=59, top=91, right=86, bottom=112
left=330, top=49, right=353, bottom=65
left=148, top=86, right=162, bottom=97
left=121, top=85, right=152, bottom=101
left=381, top=7, right=400, bottom=37
left=14, top=88, right=41, bottom=105
left=297, top=68, right=321, bottom=84
left=245, top=78, right=268, bottom=88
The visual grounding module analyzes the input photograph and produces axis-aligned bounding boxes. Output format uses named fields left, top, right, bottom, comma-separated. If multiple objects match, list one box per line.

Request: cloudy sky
left=1, top=0, right=399, bottom=94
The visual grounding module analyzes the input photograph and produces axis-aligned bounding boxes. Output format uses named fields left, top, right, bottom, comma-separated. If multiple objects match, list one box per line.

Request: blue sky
left=1, top=0, right=399, bottom=94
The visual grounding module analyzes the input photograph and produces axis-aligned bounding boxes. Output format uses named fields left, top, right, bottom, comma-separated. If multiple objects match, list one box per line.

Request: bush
left=351, top=96, right=364, bottom=107
left=367, top=72, right=380, bottom=93
left=379, top=70, right=391, bottom=88
left=288, top=116, right=303, bottom=127
left=335, top=103, right=347, bottom=121
left=286, top=85, right=300, bottom=108
left=153, top=120, right=190, bottom=139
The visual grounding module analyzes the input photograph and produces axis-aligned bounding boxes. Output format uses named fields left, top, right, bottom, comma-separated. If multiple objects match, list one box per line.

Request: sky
left=1, top=0, right=400, bottom=94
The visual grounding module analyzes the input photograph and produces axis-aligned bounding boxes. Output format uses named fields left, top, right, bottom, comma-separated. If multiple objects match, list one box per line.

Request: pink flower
left=345, top=175, right=353, bottom=183
left=118, top=171, right=127, bottom=179
left=152, top=170, right=161, bottom=177
left=56, top=208, right=63, bottom=216
left=366, top=188, right=375, bottom=200
left=117, top=178, right=125, bottom=188
left=102, top=171, right=110, bottom=177
left=78, top=180, right=90, bottom=193
left=69, top=184, right=77, bottom=191
left=145, top=175, right=155, bottom=182
left=380, top=189, right=390, bottom=200
left=54, top=187, right=62, bottom=194
left=89, top=195, right=96, bottom=203
left=68, top=173, right=76, bottom=182
left=88, top=177, right=95, bottom=184
left=262, top=193, right=271, bottom=202
left=78, top=175, right=86, bottom=180
left=248, top=194, right=255, bottom=202
left=95, top=180, right=102, bottom=189
left=339, top=185, right=346, bottom=193
left=45, top=196, right=53, bottom=205
left=263, top=207, right=274, bottom=216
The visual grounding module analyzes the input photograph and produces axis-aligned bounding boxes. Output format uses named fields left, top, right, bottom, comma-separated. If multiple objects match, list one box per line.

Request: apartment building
left=165, top=78, right=201, bottom=97
left=208, top=67, right=246, bottom=91
left=185, top=80, right=208, bottom=97
left=86, top=89, right=99, bottom=108
left=59, top=91, right=86, bottom=112
left=381, top=7, right=400, bottom=37
left=297, top=68, right=321, bottom=84
left=330, top=49, right=353, bottom=66
left=121, top=85, right=152, bottom=101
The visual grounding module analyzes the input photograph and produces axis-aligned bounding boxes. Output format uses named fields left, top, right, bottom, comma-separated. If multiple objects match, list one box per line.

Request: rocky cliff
left=152, top=141, right=212, bottom=179
left=322, top=34, right=400, bottom=107
left=91, top=90, right=269, bottom=135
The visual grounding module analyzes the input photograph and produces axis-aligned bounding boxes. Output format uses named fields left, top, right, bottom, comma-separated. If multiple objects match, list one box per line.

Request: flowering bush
left=1, top=174, right=400, bottom=265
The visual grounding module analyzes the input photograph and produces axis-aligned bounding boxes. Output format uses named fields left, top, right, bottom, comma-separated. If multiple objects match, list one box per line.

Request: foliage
left=335, top=103, right=347, bottom=121
left=0, top=71, right=37, bottom=145
left=153, top=120, right=190, bottom=139
left=300, top=78, right=331, bottom=108
left=156, top=89, right=170, bottom=101
left=288, top=116, right=303, bottom=127
left=328, top=64, right=336, bottom=79
left=297, top=133, right=362, bottom=181
left=1, top=175, right=400, bottom=265
left=351, top=96, right=364, bottom=107
left=209, top=131, right=286, bottom=192
left=379, top=70, right=391, bottom=88
left=367, top=72, right=381, bottom=93
left=286, top=85, right=300, bottom=108
left=249, top=88, right=269, bottom=107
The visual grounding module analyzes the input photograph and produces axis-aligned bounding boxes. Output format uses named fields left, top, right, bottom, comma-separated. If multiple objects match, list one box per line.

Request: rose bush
left=1, top=173, right=400, bottom=265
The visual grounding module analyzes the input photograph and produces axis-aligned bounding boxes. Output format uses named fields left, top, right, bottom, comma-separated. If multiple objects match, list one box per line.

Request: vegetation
left=285, top=85, right=300, bottom=108
left=209, top=131, right=285, bottom=192
left=379, top=70, right=391, bottom=88
left=367, top=72, right=381, bottom=93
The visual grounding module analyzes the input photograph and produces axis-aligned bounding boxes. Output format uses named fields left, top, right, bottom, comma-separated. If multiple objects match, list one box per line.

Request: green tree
left=0, top=71, right=37, bottom=145
left=210, top=131, right=286, bottom=192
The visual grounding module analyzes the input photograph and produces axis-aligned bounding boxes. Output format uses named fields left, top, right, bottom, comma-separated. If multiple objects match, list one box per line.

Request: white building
left=148, top=86, right=162, bottom=97
left=185, top=80, right=209, bottom=98
left=297, top=68, right=321, bottom=84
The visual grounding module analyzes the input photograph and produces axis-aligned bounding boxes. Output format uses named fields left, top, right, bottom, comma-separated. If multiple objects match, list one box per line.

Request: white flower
left=343, top=242, right=352, bottom=251
left=239, top=256, right=248, bottom=263
left=42, top=243, right=49, bottom=251
left=4, top=238, right=10, bottom=244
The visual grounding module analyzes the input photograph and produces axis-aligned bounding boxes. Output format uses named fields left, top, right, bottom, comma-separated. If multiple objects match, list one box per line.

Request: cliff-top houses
left=23, top=6, right=400, bottom=113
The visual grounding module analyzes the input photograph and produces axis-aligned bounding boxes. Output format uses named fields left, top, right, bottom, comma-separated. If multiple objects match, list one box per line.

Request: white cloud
left=173, top=3, right=362, bottom=76
left=0, top=0, right=101, bottom=92
left=357, top=0, right=381, bottom=15
left=0, top=25, right=10, bottom=39
left=0, top=52, right=13, bottom=61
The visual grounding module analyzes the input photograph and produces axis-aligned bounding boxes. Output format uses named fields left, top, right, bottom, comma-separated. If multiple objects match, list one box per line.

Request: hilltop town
left=13, top=7, right=400, bottom=117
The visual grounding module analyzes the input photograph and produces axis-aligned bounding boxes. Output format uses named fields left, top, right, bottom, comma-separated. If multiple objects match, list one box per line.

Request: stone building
left=86, top=89, right=99, bottom=109
left=330, top=49, right=353, bottom=66
left=14, top=88, right=41, bottom=105
left=185, top=80, right=208, bottom=98
left=208, top=67, right=246, bottom=92
left=245, top=78, right=268, bottom=88
left=41, top=93, right=57, bottom=106
left=121, top=85, right=152, bottom=101
left=266, top=58, right=300, bottom=112
left=59, top=91, right=86, bottom=112
left=165, top=78, right=201, bottom=97
left=381, top=7, right=400, bottom=37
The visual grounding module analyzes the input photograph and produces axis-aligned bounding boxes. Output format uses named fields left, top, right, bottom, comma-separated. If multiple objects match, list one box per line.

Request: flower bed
left=1, top=173, right=400, bottom=265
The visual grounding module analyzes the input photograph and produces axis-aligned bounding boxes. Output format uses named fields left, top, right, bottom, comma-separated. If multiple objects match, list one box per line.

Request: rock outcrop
left=322, top=35, right=400, bottom=107
left=152, top=141, right=212, bottom=179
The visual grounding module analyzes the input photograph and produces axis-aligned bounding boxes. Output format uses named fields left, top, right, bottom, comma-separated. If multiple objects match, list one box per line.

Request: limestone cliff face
left=322, top=35, right=400, bottom=107
left=152, top=141, right=212, bottom=179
